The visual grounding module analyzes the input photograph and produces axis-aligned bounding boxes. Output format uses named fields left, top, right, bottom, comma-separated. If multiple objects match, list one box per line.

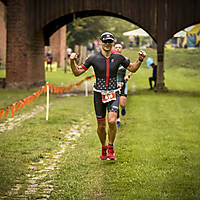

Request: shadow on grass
left=100, top=160, right=117, bottom=165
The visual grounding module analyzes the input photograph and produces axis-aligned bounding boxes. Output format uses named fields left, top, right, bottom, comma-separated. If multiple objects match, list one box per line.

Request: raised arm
left=127, top=50, right=146, bottom=73
left=70, top=52, right=85, bottom=76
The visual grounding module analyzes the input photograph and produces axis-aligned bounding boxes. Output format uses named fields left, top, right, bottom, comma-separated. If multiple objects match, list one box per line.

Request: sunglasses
left=102, top=39, right=113, bottom=43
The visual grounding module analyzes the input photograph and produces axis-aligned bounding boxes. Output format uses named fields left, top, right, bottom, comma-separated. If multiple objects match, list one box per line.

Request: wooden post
left=155, top=44, right=168, bottom=92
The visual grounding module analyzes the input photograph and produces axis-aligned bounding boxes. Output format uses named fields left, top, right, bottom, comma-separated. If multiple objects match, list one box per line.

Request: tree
left=66, top=16, right=137, bottom=48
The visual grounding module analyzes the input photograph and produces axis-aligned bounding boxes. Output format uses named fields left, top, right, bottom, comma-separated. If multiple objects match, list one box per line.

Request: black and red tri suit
left=81, top=51, right=130, bottom=121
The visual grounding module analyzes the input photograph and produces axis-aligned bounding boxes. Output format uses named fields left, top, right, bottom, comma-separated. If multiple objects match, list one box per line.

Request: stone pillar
left=155, top=44, right=168, bottom=92
left=6, top=0, right=45, bottom=88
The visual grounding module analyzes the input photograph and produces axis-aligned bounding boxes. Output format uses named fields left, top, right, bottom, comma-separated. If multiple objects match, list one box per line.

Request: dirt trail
left=2, top=121, right=87, bottom=199
left=0, top=102, right=89, bottom=199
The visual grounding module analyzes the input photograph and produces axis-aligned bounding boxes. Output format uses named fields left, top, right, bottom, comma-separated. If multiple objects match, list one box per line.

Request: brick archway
left=4, top=0, right=200, bottom=89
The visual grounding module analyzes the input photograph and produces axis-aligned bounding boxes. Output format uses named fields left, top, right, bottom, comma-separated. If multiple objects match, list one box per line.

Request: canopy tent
left=173, top=25, right=194, bottom=38
left=123, top=28, right=149, bottom=37
left=185, top=25, right=194, bottom=32
left=187, top=24, right=200, bottom=34
left=186, top=24, right=200, bottom=47
left=166, top=24, right=199, bottom=48
left=173, top=30, right=186, bottom=38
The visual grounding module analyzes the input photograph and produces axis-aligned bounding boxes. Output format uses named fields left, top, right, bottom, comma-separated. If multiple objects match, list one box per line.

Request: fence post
left=85, top=81, right=88, bottom=96
left=46, top=82, right=49, bottom=120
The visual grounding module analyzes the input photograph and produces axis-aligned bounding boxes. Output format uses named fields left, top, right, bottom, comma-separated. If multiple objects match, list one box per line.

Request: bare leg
left=107, top=112, right=117, bottom=144
left=97, top=120, right=106, bottom=147
left=120, top=96, right=127, bottom=109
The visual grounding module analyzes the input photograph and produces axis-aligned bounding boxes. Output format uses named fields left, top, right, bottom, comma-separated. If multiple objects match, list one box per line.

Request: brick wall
left=45, top=26, right=66, bottom=67
left=6, top=0, right=45, bottom=88
left=45, top=25, right=66, bottom=67
left=59, top=26, right=66, bottom=67
left=0, top=1, right=6, bottom=68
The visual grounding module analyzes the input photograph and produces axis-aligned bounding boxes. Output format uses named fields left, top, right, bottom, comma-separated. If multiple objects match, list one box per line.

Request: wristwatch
left=139, top=57, right=143, bottom=62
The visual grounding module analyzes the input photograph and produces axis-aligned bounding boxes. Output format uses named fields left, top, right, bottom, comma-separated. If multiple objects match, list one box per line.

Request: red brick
left=45, top=26, right=66, bottom=68
left=0, top=1, right=6, bottom=67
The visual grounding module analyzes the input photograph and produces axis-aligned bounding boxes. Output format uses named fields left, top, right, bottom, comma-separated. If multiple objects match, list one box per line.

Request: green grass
left=45, top=66, right=94, bottom=86
left=0, top=69, right=5, bottom=78
left=0, top=48, right=200, bottom=199
left=117, top=90, right=200, bottom=200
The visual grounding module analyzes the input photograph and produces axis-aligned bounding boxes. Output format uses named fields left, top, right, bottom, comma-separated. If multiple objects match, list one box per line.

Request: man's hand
left=138, top=50, right=146, bottom=61
left=124, top=75, right=129, bottom=81
left=70, top=52, right=85, bottom=76
left=70, top=52, right=77, bottom=60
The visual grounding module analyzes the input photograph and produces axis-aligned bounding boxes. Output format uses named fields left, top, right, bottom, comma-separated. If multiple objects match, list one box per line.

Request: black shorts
left=94, top=91, right=119, bottom=121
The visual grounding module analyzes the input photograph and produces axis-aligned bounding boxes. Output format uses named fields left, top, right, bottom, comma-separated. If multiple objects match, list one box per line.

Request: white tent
left=123, top=28, right=149, bottom=37
left=184, top=25, right=194, bottom=32
left=173, top=25, right=194, bottom=38
left=173, top=30, right=186, bottom=38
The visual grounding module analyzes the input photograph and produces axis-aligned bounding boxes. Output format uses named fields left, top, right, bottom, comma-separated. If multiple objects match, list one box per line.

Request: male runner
left=70, top=32, right=146, bottom=160
left=114, top=43, right=132, bottom=127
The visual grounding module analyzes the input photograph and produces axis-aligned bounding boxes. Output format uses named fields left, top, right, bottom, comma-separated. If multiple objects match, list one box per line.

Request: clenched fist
left=70, top=52, right=77, bottom=60
left=138, top=50, right=146, bottom=60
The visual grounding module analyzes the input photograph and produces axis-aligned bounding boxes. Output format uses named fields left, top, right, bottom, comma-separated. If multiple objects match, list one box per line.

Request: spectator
left=64, top=47, right=72, bottom=72
left=149, top=63, right=157, bottom=90
left=114, top=43, right=132, bottom=127
left=120, top=41, right=126, bottom=49
left=87, top=42, right=94, bottom=55
left=129, top=36, right=134, bottom=49
left=46, top=50, right=53, bottom=72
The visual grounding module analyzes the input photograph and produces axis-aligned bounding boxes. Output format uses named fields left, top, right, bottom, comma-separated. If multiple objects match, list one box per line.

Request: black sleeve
left=121, top=56, right=130, bottom=69
left=82, top=55, right=94, bottom=70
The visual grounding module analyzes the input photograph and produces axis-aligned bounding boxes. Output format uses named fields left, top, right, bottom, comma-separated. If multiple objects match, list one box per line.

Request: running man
left=70, top=32, right=146, bottom=160
left=114, top=43, right=132, bottom=127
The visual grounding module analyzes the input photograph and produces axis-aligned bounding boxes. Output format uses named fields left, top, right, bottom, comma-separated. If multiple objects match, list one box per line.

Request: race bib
left=101, top=92, right=116, bottom=103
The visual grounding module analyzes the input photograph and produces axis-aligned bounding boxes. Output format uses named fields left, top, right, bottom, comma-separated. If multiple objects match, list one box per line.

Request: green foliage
left=45, top=66, right=94, bottom=86
left=0, top=69, right=5, bottom=78
left=67, top=16, right=104, bottom=48
left=67, top=16, right=137, bottom=48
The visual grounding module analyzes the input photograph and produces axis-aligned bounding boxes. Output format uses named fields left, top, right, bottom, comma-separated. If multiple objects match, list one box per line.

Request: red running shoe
left=107, top=144, right=116, bottom=160
left=100, top=146, right=107, bottom=160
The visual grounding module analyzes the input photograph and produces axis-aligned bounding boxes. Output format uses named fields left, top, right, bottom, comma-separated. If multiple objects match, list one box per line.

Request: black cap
left=100, top=32, right=114, bottom=42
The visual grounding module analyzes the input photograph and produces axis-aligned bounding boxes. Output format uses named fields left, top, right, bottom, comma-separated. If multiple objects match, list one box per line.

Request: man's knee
left=97, top=120, right=106, bottom=130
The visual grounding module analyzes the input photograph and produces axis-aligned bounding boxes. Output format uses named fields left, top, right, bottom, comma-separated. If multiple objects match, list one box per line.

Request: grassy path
left=0, top=89, right=199, bottom=199
left=0, top=48, right=200, bottom=199
left=48, top=89, right=200, bottom=200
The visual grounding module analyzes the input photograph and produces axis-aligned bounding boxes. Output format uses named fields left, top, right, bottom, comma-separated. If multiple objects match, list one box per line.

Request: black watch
left=139, top=58, right=143, bottom=62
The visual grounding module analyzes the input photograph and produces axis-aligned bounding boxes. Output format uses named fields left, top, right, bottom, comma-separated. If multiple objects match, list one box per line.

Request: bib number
left=101, top=92, right=116, bottom=103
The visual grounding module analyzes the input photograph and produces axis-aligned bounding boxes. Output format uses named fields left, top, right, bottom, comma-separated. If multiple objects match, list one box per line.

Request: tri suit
left=117, top=66, right=128, bottom=97
left=81, top=51, right=130, bottom=121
